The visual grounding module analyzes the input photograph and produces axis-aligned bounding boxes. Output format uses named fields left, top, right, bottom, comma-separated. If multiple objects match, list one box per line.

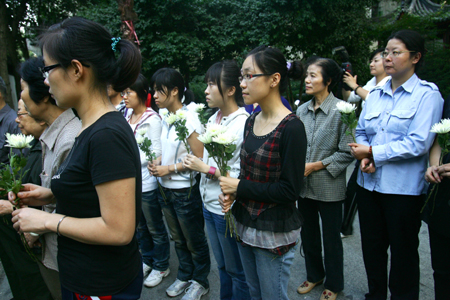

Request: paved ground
left=0, top=166, right=435, bottom=299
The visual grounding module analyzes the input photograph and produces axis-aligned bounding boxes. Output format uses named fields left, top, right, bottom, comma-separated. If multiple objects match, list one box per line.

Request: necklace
left=129, top=111, right=144, bottom=124
left=255, top=111, right=281, bottom=136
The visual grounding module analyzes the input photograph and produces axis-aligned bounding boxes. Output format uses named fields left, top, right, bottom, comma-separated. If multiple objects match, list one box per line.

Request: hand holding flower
left=425, top=165, right=441, bottom=183
left=0, top=200, right=13, bottom=216
left=11, top=207, right=53, bottom=235
left=10, top=184, right=55, bottom=207
left=348, top=143, right=371, bottom=160
left=183, top=154, right=208, bottom=173
left=219, top=176, right=239, bottom=194
left=436, top=163, right=450, bottom=178
left=219, top=193, right=235, bottom=213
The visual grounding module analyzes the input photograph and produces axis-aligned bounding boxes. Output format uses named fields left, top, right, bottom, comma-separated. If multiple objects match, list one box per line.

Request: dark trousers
left=298, top=198, right=344, bottom=293
left=341, top=162, right=359, bottom=235
left=357, top=187, right=422, bottom=300
left=429, top=226, right=450, bottom=300
left=0, top=217, right=52, bottom=300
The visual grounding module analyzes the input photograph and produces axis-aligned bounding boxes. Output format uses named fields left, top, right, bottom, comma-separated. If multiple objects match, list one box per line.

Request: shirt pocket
left=363, top=111, right=381, bottom=136
left=387, top=109, right=415, bottom=135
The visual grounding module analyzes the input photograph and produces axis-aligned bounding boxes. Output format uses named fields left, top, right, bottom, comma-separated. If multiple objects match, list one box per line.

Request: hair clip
left=111, top=37, right=121, bottom=52
left=287, top=62, right=292, bottom=70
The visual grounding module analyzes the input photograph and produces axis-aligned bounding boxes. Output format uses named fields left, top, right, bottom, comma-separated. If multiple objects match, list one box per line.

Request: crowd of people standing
left=0, top=15, right=447, bottom=300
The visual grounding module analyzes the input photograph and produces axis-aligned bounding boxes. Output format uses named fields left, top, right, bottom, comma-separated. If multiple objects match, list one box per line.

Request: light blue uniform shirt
left=356, top=73, right=443, bottom=195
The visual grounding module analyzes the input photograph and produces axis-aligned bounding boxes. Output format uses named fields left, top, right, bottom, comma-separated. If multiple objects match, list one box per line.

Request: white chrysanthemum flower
left=5, top=133, right=33, bottom=149
left=206, top=124, right=227, bottom=137
left=430, top=119, right=450, bottom=134
left=193, top=103, right=206, bottom=112
left=176, top=110, right=187, bottom=120
left=160, top=110, right=168, bottom=117
left=294, top=100, right=300, bottom=107
left=197, top=132, right=213, bottom=144
left=212, top=132, right=237, bottom=145
left=335, top=101, right=356, bottom=114
left=136, top=135, right=145, bottom=144
left=166, top=113, right=178, bottom=125
left=136, top=127, right=148, bottom=136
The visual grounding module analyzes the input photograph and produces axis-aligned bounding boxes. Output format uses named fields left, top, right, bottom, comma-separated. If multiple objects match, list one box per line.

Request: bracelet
left=354, top=85, right=361, bottom=93
left=57, top=215, right=67, bottom=237
left=206, top=166, right=217, bottom=180
left=174, top=163, right=178, bottom=174
left=368, top=145, right=373, bottom=159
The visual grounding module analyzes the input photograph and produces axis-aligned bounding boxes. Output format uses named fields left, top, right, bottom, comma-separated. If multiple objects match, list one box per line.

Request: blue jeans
left=158, top=186, right=210, bottom=289
left=138, top=190, right=170, bottom=271
left=203, top=207, right=250, bottom=300
left=237, top=242, right=297, bottom=300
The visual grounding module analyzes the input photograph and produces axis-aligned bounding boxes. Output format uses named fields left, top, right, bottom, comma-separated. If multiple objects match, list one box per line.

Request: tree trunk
left=0, top=2, right=14, bottom=108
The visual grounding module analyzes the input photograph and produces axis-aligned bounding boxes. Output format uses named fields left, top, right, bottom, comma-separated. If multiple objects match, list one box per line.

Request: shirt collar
left=307, top=92, right=336, bottom=115
left=381, top=73, right=418, bottom=96
left=40, top=109, right=77, bottom=150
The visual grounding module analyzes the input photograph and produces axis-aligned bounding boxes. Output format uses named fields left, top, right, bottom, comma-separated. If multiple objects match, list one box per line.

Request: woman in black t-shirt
left=11, top=17, right=143, bottom=299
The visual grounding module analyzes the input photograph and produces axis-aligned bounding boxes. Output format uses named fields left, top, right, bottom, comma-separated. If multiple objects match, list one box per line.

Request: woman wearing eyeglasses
left=11, top=17, right=144, bottom=299
left=218, top=46, right=306, bottom=300
left=349, top=30, right=444, bottom=299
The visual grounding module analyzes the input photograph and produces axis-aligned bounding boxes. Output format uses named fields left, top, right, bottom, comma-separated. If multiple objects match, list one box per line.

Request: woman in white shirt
left=342, top=48, right=390, bottom=104
left=183, top=60, right=250, bottom=300
left=148, top=68, right=210, bottom=300
left=123, top=74, right=170, bottom=288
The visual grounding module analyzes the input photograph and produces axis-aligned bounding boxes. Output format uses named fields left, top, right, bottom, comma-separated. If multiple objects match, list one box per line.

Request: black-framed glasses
left=380, top=50, right=415, bottom=58
left=39, top=64, right=61, bottom=78
left=17, top=112, right=28, bottom=117
left=39, top=63, right=90, bottom=78
left=239, top=73, right=273, bottom=83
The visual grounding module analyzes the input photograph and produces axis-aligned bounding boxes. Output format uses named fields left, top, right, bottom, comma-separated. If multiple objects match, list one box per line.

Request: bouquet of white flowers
left=197, top=124, right=238, bottom=237
left=192, top=103, right=209, bottom=127
left=421, top=119, right=450, bottom=214
left=166, top=110, right=194, bottom=196
left=0, top=133, right=38, bottom=260
left=135, top=128, right=166, bottom=201
left=336, top=101, right=357, bottom=143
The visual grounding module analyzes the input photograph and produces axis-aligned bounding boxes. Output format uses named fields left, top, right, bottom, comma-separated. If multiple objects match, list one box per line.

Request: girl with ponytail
left=123, top=74, right=171, bottom=289
left=148, top=68, right=211, bottom=300
left=183, top=60, right=250, bottom=300
left=218, top=46, right=307, bottom=300
left=11, top=17, right=144, bottom=299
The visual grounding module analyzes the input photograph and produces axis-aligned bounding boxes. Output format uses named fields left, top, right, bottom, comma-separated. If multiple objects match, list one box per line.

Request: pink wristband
left=206, top=166, right=217, bottom=179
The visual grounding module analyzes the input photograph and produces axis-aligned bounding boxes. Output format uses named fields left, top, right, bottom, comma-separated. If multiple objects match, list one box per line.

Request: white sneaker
left=181, top=280, right=209, bottom=300
left=166, top=278, right=189, bottom=297
left=144, top=268, right=170, bottom=288
left=143, top=263, right=152, bottom=277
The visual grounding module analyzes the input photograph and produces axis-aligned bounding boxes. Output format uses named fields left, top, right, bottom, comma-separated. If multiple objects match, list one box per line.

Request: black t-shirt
left=52, top=111, right=142, bottom=295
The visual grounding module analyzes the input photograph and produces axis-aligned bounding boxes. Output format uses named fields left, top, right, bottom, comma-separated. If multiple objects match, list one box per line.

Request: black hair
left=150, top=68, right=195, bottom=106
left=129, top=73, right=158, bottom=112
left=306, top=57, right=342, bottom=92
left=369, top=48, right=385, bottom=61
left=388, top=29, right=426, bottom=72
left=246, top=45, right=304, bottom=94
left=0, top=76, right=6, bottom=99
left=19, top=57, right=56, bottom=106
left=39, top=16, right=141, bottom=93
left=205, top=60, right=244, bottom=107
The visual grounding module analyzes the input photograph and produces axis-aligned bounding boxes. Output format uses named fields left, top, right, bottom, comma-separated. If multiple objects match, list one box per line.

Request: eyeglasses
left=39, top=64, right=61, bottom=78
left=380, top=50, right=415, bottom=58
left=17, top=112, right=28, bottom=117
left=239, top=73, right=273, bottom=83
left=120, top=90, right=132, bottom=97
left=39, top=63, right=91, bottom=78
